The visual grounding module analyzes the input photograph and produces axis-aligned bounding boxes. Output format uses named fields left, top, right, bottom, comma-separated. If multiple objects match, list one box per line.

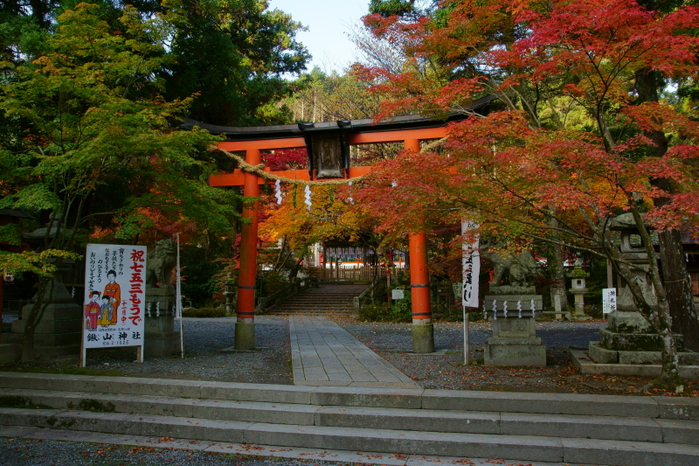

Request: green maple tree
left=0, top=3, right=239, bottom=360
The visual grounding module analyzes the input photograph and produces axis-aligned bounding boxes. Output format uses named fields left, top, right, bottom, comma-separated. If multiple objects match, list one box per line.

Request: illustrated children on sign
left=85, top=291, right=101, bottom=330
left=100, top=295, right=112, bottom=326
left=103, top=269, right=121, bottom=325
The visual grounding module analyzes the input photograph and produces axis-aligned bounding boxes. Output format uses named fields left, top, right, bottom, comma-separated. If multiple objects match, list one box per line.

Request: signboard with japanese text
left=82, top=244, right=147, bottom=351
left=603, top=288, right=617, bottom=314
left=462, top=221, right=480, bottom=308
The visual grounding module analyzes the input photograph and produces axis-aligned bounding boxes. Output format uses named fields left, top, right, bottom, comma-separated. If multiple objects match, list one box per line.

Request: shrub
left=388, top=295, right=412, bottom=322
left=182, top=307, right=228, bottom=318
left=358, top=303, right=390, bottom=322
left=358, top=298, right=412, bottom=323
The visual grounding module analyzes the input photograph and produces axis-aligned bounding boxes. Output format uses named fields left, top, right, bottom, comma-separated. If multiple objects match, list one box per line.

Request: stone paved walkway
left=289, top=316, right=420, bottom=389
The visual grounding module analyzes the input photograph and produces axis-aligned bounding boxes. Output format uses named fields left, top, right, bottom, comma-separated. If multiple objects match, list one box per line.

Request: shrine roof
left=181, top=95, right=497, bottom=141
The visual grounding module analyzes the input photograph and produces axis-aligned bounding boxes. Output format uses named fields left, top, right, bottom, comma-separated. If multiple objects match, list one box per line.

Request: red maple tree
left=352, top=0, right=699, bottom=386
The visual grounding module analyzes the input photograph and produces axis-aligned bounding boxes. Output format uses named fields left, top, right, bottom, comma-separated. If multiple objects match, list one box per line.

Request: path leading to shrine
left=290, top=316, right=419, bottom=389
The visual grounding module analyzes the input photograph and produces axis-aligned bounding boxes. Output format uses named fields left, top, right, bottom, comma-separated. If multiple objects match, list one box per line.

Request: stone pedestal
left=483, top=294, right=546, bottom=366
left=234, top=321, right=255, bottom=350
left=411, top=321, right=435, bottom=353
left=0, top=344, right=21, bottom=363
left=588, top=310, right=696, bottom=365
left=484, top=295, right=546, bottom=366
left=145, top=286, right=182, bottom=357
left=11, top=271, right=82, bottom=356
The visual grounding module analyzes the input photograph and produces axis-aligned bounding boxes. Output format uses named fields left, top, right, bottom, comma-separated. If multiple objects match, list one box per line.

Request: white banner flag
left=462, top=221, right=480, bottom=308
left=83, top=244, right=147, bottom=349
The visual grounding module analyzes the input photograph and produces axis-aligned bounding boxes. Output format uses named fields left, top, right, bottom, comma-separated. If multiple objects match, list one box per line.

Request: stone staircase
left=266, top=284, right=366, bottom=316
left=1, top=372, right=698, bottom=465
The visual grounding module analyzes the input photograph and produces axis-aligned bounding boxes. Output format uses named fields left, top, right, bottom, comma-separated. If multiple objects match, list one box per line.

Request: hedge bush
left=182, top=307, right=228, bottom=318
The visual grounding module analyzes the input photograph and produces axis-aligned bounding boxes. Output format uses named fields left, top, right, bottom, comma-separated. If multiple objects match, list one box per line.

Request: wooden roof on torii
left=183, top=95, right=497, bottom=187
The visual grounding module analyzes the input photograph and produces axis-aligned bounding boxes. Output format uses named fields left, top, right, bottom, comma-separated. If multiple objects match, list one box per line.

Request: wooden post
left=235, top=147, right=260, bottom=350
left=405, top=138, right=434, bottom=353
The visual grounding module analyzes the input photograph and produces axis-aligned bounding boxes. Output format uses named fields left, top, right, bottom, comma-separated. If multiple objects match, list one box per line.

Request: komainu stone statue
left=146, top=238, right=177, bottom=289
left=144, top=238, right=180, bottom=357
left=481, top=238, right=545, bottom=367
left=481, top=241, right=539, bottom=295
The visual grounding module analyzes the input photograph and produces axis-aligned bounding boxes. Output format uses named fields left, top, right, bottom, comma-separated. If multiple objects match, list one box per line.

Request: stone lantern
left=567, top=259, right=589, bottom=317
left=588, top=213, right=690, bottom=365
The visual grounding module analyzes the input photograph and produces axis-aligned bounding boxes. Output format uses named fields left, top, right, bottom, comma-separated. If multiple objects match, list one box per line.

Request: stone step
left=273, top=306, right=353, bottom=310
left=269, top=311, right=354, bottom=316
left=2, top=407, right=699, bottom=466
left=2, top=388, right=697, bottom=445
left=276, top=297, right=355, bottom=303
left=1, top=373, right=699, bottom=466
left=268, top=286, right=366, bottom=316
left=1, top=372, right=698, bottom=421
left=267, top=303, right=355, bottom=313
left=276, top=300, right=354, bottom=306
left=282, top=296, right=356, bottom=300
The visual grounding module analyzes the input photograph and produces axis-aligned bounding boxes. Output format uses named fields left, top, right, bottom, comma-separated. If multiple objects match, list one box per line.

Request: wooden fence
left=306, top=266, right=383, bottom=283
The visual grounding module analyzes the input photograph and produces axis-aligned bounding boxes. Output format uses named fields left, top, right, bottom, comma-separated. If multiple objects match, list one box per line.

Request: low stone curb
left=570, top=349, right=699, bottom=380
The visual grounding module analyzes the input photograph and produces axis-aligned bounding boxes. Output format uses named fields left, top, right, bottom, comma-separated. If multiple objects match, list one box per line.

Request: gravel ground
left=3, top=315, right=697, bottom=395
left=338, top=319, right=626, bottom=393
left=0, top=437, right=351, bottom=466
left=3, top=317, right=295, bottom=384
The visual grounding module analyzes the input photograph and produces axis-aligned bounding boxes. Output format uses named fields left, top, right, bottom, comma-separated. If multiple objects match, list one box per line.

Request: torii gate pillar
left=405, top=139, right=434, bottom=353
left=235, top=147, right=260, bottom=350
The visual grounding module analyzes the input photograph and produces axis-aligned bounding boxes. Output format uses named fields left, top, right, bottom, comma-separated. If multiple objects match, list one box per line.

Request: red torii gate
left=202, top=118, right=453, bottom=353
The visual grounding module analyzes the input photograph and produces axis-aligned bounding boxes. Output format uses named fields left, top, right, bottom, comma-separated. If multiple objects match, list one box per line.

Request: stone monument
left=8, top=215, right=82, bottom=358
left=144, top=238, right=181, bottom=356
left=11, top=261, right=82, bottom=357
left=589, top=214, right=697, bottom=365
left=481, top=245, right=546, bottom=366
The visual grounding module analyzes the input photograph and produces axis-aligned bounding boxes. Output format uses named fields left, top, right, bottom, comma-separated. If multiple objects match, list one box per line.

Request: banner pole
left=176, top=233, right=184, bottom=359
left=80, top=330, right=86, bottom=368
left=463, top=304, right=469, bottom=365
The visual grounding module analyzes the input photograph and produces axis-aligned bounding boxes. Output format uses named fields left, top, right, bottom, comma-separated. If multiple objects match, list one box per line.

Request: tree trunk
left=548, top=216, right=571, bottom=320
left=21, top=276, right=54, bottom=362
left=652, top=299, right=682, bottom=385
left=628, top=206, right=682, bottom=386
left=635, top=67, right=699, bottom=352
left=657, top=229, right=699, bottom=351
left=289, top=258, right=303, bottom=279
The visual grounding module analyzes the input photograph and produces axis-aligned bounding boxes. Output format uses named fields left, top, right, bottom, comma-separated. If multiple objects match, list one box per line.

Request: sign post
left=81, top=244, right=147, bottom=367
